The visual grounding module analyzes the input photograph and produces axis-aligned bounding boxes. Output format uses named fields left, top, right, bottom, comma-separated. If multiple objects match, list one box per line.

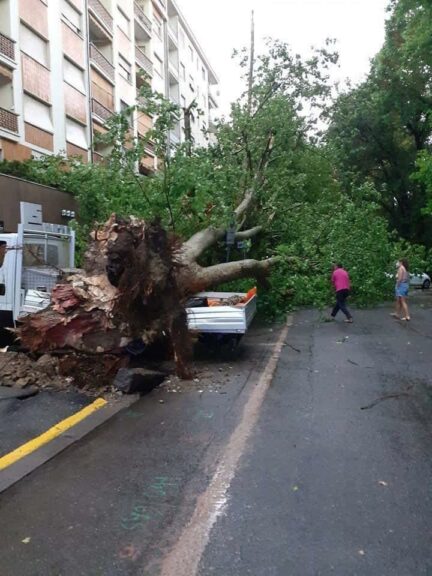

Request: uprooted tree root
left=15, top=215, right=194, bottom=384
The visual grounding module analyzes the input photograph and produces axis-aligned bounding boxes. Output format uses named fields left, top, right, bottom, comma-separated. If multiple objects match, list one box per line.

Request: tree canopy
left=3, top=6, right=431, bottom=316
left=327, top=0, right=432, bottom=246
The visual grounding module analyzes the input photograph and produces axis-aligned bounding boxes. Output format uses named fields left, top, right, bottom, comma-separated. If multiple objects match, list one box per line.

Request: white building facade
left=0, top=0, right=219, bottom=170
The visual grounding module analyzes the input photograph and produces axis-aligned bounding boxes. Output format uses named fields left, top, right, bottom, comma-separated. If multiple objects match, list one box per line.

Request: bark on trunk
left=17, top=215, right=193, bottom=378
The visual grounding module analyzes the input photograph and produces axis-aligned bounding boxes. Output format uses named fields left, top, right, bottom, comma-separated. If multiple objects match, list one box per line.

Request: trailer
left=0, top=202, right=75, bottom=326
left=186, top=290, right=257, bottom=352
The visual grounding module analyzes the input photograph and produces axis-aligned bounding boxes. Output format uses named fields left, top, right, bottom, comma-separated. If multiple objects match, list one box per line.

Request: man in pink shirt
left=330, top=263, right=353, bottom=323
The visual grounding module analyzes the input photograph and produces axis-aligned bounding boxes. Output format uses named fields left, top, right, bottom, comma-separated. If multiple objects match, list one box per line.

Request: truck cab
left=0, top=202, right=75, bottom=326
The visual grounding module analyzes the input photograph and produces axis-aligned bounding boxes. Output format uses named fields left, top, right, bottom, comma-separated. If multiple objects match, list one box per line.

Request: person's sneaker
left=345, top=318, right=353, bottom=323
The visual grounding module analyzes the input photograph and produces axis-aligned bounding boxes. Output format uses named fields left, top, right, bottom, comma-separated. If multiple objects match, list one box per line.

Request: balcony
left=90, top=43, right=114, bottom=82
left=92, top=151, right=104, bottom=163
left=135, top=46, right=153, bottom=77
left=144, top=140, right=155, bottom=155
left=0, top=32, right=15, bottom=62
left=209, top=88, right=218, bottom=109
left=168, top=29, right=178, bottom=50
left=88, top=0, right=113, bottom=35
left=91, top=98, right=113, bottom=122
left=134, top=3, right=152, bottom=39
left=0, top=107, right=18, bottom=133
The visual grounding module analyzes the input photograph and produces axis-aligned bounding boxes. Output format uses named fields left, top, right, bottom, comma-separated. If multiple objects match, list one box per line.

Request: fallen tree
left=9, top=37, right=339, bottom=383
left=16, top=176, right=276, bottom=378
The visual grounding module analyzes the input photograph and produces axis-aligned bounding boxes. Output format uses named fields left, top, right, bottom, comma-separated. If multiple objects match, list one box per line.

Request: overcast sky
left=178, top=0, right=389, bottom=115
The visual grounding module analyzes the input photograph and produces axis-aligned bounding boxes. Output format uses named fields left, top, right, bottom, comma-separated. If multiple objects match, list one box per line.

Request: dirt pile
left=0, top=351, right=127, bottom=396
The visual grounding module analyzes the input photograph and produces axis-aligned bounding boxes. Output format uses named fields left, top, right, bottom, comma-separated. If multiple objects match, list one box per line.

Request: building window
left=61, top=0, right=82, bottom=34
left=179, top=28, right=185, bottom=48
left=118, top=54, right=132, bottom=82
left=117, top=7, right=130, bottom=37
left=189, top=76, right=194, bottom=92
left=120, top=100, right=133, bottom=129
left=154, top=13, right=163, bottom=39
left=20, top=24, right=49, bottom=67
left=181, top=95, right=186, bottom=108
left=63, top=58, right=85, bottom=93
left=180, top=63, right=186, bottom=81
left=189, top=46, right=193, bottom=62
left=202, top=66, right=206, bottom=81
left=154, top=54, right=163, bottom=77
left=66, top=118, right=88, bottom=149
left=23, top=95, right=53, bottom=132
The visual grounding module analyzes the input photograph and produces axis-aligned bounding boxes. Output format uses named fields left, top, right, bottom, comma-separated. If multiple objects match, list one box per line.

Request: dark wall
left=0, top=174, right=78, bottom=232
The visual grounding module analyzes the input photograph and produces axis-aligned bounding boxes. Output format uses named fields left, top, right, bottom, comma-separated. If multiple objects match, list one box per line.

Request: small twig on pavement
left=286, top=343, right=301, bottom=353
left=360, top=392, right=411, bottom=411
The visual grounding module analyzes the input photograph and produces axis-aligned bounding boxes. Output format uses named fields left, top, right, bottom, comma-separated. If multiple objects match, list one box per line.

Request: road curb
left=0, top=394, right=140, bottom=494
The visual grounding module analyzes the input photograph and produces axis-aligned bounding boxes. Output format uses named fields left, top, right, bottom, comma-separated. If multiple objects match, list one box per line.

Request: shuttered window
left=64, top=58, right=85, bottom=93
left=20, top=24, right=49, bottom=67
left=66, top=118, right=87, bottom=149
left=62, top=0, right=82, bottom=34
left=23, top=95, right=53, bottom=132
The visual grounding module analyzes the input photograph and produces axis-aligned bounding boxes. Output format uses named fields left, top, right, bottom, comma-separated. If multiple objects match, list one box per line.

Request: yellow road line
left=0, top=397, right=107, bottom=471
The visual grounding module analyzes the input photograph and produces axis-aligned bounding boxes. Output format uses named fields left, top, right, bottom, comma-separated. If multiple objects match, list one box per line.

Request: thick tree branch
left=235, top=132, right=274, bottom=221
left=181, top=227, right=225, bottom=261
left=182, top=225, right=263, bottom=263
left=234, top=188, right=255, bottom=220
left=197, top=257, right=279, bottom=287
left=235, top=226, right=262, bottom=240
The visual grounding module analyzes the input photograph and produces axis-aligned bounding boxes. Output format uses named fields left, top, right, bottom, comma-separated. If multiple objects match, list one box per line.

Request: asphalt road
left=0, top=390, right=90, bottom=457
left=1, top=295, right=432, bottom=576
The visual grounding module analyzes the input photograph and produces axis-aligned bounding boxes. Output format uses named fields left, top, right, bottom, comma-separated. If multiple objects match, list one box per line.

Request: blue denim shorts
left=396, top=282, right=409, bottom=298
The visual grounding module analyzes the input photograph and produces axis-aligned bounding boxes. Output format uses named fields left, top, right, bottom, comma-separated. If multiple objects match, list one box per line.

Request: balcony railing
left=144, top=140, right=156, bottom=155
left=0, top=32, right=15, bottom=62
left=88, top=0, right=113, bottom=34
left=91, top=98, right=113, bottom=122
left=92, top=151, right=105, bottom=163
left=0, top=107, right=18, bottom=133
left=209, top=89, right=218, bottom=109
left=90, top=43, right=114, bottom=82
left=134, top=3, right=152, bottom=37
left=135, top=46, right=153, bottom=77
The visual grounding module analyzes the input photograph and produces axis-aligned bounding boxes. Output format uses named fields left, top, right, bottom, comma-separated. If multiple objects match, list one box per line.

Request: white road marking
left=158, top=317, right=292, bottom=576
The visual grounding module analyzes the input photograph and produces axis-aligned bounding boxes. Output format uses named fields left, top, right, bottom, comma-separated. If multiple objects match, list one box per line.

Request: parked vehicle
left=409, top=272, right=430, bottom=289
left=386, top=270, right=431, bottom=289
left=186, top=290, right=257, bottom=352
left=0, top=202, right=75, bottom=326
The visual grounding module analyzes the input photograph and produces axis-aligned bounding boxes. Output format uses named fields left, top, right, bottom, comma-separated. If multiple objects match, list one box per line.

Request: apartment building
left=0, top=0, right=219, bottom=171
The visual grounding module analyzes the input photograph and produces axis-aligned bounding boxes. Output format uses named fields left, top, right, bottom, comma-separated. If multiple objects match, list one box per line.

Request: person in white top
left=391, top=258, right=410, bottom=321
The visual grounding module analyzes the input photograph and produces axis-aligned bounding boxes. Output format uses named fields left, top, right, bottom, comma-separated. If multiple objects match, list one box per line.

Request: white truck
left=186, top=290, right=257, bottom=353
left=0, top=202, right=75, bottom=327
